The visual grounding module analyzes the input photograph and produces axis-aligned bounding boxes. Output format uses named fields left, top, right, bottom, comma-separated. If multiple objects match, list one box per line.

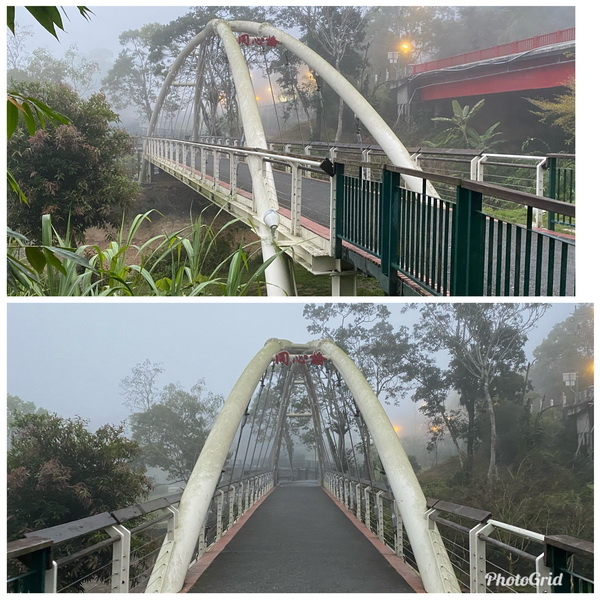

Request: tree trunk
left=441, top=411, right=464, bottom=469
left=484, top=380, right=498, bottom=480
left=335, top=96, right=344, bottom=143
left=465, top=397, right=476, bottom=476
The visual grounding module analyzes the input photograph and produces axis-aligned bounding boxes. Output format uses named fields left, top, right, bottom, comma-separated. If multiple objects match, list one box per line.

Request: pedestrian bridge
left=137, top=18, right=575, bottom=297
left=8, top=339, right=593, bottom=594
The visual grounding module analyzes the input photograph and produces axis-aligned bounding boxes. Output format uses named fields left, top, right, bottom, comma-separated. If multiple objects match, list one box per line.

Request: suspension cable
left=284, top=51, right=305, bottom=145
left=263, top=50, right=283, bottom=142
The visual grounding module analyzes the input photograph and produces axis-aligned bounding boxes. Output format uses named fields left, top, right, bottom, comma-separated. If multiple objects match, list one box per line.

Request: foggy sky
left=7, top=301, right=578, bottom=433
left=13, top=5, right=192, bottom=57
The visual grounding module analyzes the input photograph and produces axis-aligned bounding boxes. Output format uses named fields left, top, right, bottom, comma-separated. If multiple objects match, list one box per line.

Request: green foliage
left=7, top=210, right=282, bottom=296
left=7, top=412, right=151, bottom=592
left=303, top=303, right=414, bottom=399
left=427, top=99, right=503, bottom=150
left=102, top=23, right=167, bottom=121
left=8, top=412, right=150, bottom=535
left=7, top=6, right=93, bottom=39
left=12, top=45, right=101, bottom=96
left=530, top=304, right=594, bottom=408
left=120, top=359, right=223, bottom=481
left=526, top=78, right=575, bottom=149
left=7, top=395, right=48, bottom=443
left=129, top=381, right=223, bottom=481
left=8, top=82, right=138, bottom=242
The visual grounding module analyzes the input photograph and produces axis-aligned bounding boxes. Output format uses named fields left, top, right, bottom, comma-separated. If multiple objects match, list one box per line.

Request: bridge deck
left=186, top=482, right=416, bottom=593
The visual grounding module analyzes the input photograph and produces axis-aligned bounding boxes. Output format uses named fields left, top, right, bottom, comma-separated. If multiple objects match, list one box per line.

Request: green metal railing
left=334, top=162, right=575, bottom=296
left=545, top=535, right=594, bottom=593
left=546, top=155, right=575, bottom=230
left=7, top=537, right=53, bottom=593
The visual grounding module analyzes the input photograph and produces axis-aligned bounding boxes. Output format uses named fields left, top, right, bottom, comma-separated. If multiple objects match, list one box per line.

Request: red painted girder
left=418, top=62, right=574, bottom=100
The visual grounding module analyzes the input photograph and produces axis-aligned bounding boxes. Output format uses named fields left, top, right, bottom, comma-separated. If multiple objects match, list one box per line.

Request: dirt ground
left=84, top=171, right=257, bottom=253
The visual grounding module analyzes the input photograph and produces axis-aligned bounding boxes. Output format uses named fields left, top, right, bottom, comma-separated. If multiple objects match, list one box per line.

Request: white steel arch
left=143, top=19, right=440, bottom=296
left=145, top=339, right=460, bottom=594
left=143, top=19, right=293, bottom=296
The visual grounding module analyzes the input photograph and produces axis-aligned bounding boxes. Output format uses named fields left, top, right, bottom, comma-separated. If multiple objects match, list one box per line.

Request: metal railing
left=143, top=137, right=334, bottom=258
left=324, top=471, right=593, bottom=593
left=7, top=472, right=273, bottom=593
left=334, top=161, right=575, bottom=296
left=546, top=154, right=575, bottom=230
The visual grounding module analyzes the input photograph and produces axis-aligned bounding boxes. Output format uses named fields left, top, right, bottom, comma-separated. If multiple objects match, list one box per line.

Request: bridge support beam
left=331, top=261, right=357, bottom=296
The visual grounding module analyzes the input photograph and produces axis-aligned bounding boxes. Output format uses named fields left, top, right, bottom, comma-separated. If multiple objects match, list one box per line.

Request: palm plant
left=427, top=99, right=503, bottom=150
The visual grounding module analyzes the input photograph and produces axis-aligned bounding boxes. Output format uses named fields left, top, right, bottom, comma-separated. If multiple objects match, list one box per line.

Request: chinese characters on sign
left=273, top=351, right=327, bottom=366
left=237, top=34, right=280, bottom=47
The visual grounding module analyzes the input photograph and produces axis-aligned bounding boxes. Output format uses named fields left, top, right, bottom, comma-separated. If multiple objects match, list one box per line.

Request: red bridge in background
left=397, top=28, right=575, bottom=103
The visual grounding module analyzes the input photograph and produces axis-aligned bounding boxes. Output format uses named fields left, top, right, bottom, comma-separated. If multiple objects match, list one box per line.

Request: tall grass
left=7, top=210, right=280, bottom=296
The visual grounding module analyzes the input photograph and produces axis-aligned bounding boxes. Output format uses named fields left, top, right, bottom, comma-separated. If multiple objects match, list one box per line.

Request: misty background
left=7, top=301, right=578, bottom=442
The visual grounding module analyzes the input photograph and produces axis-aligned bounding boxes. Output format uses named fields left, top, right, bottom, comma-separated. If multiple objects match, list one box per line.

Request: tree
left=412, top=303, right=548, bottom=480
left=303, top=303, right=414, bottom=400
left=529, top=304, right=594, bottom=409
left=276, top=7, right=374, bottom=141
left=7, top=394, right=47, bottom=444
left=129, top=381, right=223, bottom=481
left=102, top=24, right=166, bottom=122
left=7, top=412, right=150, bottom=590
left=7, top=81, right=139, bottom=242
left=120, top=359, right=165, bottom=412
left=526, top=78, right=575, bottom=148
left=6, top=24, right=33, bottom=72
left=15, top=45, right=100, bottom=96
left=303, top=303, right=416, bottom=483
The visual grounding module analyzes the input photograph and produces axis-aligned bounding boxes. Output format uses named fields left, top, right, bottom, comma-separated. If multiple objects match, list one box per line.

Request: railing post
left=228, top=485, right=236, bottom=528
left=376, top=491, right=384, bottom=542
left=290, top=163, right=302, bottom=236
left=45, top=561, right=57, bottom=593
left=364, top=487, right=372, bottom=530
left=191, top=144, right=196, bottom=174
left=229, top=151, right=237, bottom=196
left=356, top=484, right=362, bottom=523
left=200, top=145, right=207, bottom=180
left=393, top=500, right=404, bottom=559
left=213, top=149, right=220, bottom=189
left=535, top=553, right=553, bottom=593
left=106, top=524, right=131, bottom=593
left=166, top=506, right=179, bottom=542
left=361, top=149, right=372, bottom=181
left=216, top=490, right=225, bottom=541
left=380, top=167, right=400, bottom=295
left=334, top=162, right=345, bottom=259
left=450, top=185, right=485, bottom=296
left=198, top=517, right=207, bottom=556
left=546, top=156, right=557, bottom=231
left=469, top=521, right=494, bottom=593
left=244, top=479, right=250, bottom=512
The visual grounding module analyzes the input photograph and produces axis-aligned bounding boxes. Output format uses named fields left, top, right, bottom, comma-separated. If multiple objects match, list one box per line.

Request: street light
left=399, top=40, right=413, bottom=55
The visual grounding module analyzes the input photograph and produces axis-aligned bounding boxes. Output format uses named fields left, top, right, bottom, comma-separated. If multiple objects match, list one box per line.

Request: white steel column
left=145, top=338, right=289, bottom=593
left=212, top=20, right=293, bottom=296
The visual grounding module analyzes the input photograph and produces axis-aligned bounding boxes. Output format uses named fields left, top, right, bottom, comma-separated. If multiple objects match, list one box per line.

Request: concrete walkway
left=188, top=482, right=415, bottom=593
